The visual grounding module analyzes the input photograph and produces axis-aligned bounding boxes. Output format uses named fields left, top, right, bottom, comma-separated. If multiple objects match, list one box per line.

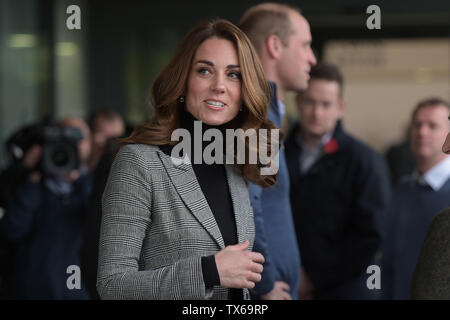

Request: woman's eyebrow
left=195, top=60, right=214, bottom=66
left=195, top=60, right=240, bottom=69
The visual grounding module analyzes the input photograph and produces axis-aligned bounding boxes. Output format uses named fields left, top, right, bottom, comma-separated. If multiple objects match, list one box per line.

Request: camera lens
left=51, top=147, right=69, bottom=167
left=43, top=142, right=77, bottom=176
left=41, top=125, right=80, bottom=176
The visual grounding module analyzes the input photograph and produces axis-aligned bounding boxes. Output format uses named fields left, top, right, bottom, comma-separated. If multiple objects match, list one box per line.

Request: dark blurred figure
left=382, top=98, right=450, bottom=299
left=285, top=63, right=391, bottom=299
left=80, top=110, right=129, bottom=300
left=385, top=126, right=416, bottom=186
left=411, top=208, right=450, bottom=299
left=411, top=119, right=450, bottom=299
left=80, top=139, right=118, bottom=300
left=0, top=117, right=93, bottom=299
left=87, top=108, right=125, bottom=171
left=0, top=125, right=43, bottom=298
left=0, top=123, right=46, bottom=208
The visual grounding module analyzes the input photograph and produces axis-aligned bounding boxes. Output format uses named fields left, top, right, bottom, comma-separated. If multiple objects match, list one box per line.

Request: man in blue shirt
left=240, top=2, right=317, bottom=299
left=382, top=97, right=450, bottom=299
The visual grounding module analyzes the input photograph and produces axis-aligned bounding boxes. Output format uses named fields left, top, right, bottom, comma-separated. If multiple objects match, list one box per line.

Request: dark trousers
left=315, top=273, right=379, bottom=300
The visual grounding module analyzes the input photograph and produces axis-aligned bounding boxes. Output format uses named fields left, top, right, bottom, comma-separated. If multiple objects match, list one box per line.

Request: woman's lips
left=204, top=100, right=226, bottom=110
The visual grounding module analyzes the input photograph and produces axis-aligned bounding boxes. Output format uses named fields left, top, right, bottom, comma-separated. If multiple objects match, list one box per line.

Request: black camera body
left=41, top=126, right=83, bottom=176
left=6, top=123, right=83, bottom=177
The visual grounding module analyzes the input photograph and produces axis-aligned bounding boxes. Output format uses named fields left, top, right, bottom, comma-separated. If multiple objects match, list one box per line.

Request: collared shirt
left=297, top=132, right=333, bottom=174
left=278, top=100, right=286, bottom=120
left=412, top=156, right=450, bottom=191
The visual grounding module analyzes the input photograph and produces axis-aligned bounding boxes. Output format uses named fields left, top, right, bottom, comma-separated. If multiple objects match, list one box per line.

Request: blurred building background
left=1, top=0, right=449, bottom=168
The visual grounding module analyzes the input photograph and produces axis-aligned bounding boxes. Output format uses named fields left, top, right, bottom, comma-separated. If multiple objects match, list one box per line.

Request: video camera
left=5, top=122, right=83, bottom=177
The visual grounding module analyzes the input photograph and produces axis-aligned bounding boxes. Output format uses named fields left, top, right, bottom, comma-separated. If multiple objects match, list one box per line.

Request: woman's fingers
left=247, top=251, right=265, bottom=264
left=247, top=271, right=262, bottom=283
left=215, top=242, right=265, bottom=289
left=250, top=261, right=263, bottom=273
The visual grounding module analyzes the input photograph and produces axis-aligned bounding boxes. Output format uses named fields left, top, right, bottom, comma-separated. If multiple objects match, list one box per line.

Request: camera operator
left=0, top=117, right=93, bottom=299
left=0, top=139, right=42, bottom=209
left=0, top=125, right=43, bottom=298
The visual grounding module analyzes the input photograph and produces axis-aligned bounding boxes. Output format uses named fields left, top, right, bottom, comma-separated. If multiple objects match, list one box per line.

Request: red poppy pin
left=324, top=138, right=339, bottom=154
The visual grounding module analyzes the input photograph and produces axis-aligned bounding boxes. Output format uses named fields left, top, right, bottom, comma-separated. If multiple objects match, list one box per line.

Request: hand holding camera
left=6, top=123, right=83, bottom=182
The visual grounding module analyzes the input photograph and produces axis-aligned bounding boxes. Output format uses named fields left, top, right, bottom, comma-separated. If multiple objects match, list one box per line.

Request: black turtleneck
left=160, top=109, right=241, bottom=299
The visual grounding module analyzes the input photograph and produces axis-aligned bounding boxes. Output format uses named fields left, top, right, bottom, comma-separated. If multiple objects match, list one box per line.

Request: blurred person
left=0, top=117, right=93, bottom=299
left=81, top=110, right=128, bottom=299
left=87, top=108, right=125, bottom=171
left=80, top=138, right=120, bottom=300
left=285, top=63, right=390, bottom=299
left=385, top=125, right=416, bottom=186
left=0, top=126, right=43, bottom=298
left=239, top=2, right=316, bottom=300
left=0, top=123, right=46, bottom=208
left=96, top=19, right=278, bottom=300
left=411, top=210, right=450, bottom=299
left=382, top=97, right=450, bottom=299
left=411, top=115, right=450, bottom=299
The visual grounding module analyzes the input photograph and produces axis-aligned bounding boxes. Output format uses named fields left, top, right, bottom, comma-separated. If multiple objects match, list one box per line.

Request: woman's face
left=185, top=37, right=242, bottom=126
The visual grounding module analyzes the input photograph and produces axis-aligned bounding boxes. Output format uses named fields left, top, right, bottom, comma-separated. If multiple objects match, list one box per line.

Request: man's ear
left=265, top=35, right=282, bottom=60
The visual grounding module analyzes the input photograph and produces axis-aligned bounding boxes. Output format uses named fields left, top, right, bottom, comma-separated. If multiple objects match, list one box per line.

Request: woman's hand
left=214, top=240, right=264, bottom=289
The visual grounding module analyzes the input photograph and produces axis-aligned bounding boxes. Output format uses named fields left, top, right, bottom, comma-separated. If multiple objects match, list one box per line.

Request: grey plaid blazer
left=97, top=144, right=255, bottom=300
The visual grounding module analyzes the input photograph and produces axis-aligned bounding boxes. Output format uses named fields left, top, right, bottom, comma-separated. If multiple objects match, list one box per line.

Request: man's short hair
left=309, top=63, right=344, bottom=97
left=239, top=3, right=301, bottom=52
left=88, top=108, right=123, bottom=130
left=411, top=97, right=450, bottom=121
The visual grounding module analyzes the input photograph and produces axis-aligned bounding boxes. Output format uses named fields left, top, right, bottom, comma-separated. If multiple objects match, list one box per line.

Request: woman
left=96, top=19, right=278, bottom=300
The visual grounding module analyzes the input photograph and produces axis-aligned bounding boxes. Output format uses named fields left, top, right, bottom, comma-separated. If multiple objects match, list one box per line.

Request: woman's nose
left=211, top=75, right=225, bottom=93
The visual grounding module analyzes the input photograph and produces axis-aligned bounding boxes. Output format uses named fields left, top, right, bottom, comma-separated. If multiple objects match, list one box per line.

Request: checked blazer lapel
left=157, top=150, right=226, bottom=249
left=224, top=164, right=250, bottom=244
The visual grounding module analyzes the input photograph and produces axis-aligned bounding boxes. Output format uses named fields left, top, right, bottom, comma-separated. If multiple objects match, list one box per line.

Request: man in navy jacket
left=285, top=63, right=390, bottom=299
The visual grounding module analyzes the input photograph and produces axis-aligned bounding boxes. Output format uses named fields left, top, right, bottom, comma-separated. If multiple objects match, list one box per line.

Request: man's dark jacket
left=411, top=208, right=450, bottom=299
left=285, top=121, right=390, bottom=293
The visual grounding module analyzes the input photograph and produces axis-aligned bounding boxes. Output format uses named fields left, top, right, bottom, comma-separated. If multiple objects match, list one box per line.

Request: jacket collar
left=291, top=119, right=345, bottom=149
left=268, top=81, right=281, bottom=119
left=156, top=148, right=249, bottom=249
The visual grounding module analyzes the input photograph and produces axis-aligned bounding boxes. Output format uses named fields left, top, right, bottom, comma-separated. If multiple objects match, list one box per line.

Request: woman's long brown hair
left=120, top=19, right=278, bottom=187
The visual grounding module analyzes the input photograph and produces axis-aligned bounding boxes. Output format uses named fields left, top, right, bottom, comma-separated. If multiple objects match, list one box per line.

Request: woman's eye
left=197, top=68, right=211, bottom=75
left=229, top=72, right=241, bottom=80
